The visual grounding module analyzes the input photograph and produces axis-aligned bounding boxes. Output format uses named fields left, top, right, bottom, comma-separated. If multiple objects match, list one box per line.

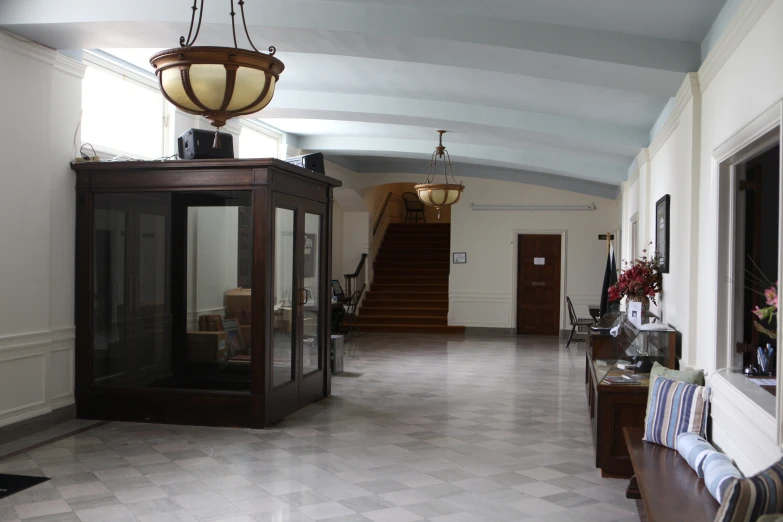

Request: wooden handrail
left=372, top=192, right=393, bottom=236
left=344, top=253, right=368, bottom=279
left=344, top=253, right=368, bottom=303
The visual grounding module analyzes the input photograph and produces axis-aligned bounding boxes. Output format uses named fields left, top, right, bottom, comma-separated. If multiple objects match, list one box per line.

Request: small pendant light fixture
left=150, top=0, right=284, bottom=148
left=415, top=130, right=465, bottom=219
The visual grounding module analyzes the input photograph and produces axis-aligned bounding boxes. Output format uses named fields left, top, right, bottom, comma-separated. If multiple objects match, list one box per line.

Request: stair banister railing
left=344, top=253, right=368, bottom=301
left=368, top=191, right=399, bottom=285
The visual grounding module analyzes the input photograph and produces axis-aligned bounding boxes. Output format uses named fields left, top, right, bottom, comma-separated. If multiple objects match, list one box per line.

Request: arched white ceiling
left=0, top=0, right=728, bottom=190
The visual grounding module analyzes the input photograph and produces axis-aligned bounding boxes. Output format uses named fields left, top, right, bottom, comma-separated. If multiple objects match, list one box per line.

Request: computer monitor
left=331, top=280, right=345, bottom=299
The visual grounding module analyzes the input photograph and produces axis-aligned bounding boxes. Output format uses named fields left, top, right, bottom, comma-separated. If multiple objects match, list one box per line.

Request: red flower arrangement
left=608, top=247, right=663, bottom=305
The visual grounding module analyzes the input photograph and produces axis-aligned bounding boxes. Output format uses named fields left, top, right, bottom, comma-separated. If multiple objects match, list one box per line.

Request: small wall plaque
left=453, top=252, right=467, bottom=264
left=534, top=257, right=545, bottom=265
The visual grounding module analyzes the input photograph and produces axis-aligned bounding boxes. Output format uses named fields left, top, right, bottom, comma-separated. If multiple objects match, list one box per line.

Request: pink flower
left=765, top=285, right=778, bottom=308
left=753, top=306, right=765, bottom=320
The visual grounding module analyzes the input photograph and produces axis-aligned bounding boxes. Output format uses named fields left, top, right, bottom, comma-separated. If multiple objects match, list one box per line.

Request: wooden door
left=516, top=234, right=562, bottom=335
left=297, top=199, right=329, bottom=408
left=266, top=194, right=329, bottom=423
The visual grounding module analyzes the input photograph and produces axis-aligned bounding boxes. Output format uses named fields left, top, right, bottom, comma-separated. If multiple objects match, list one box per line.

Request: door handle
left=532, top=282, right=545, bottom=287
left=302, top=289, right=309, bottom=305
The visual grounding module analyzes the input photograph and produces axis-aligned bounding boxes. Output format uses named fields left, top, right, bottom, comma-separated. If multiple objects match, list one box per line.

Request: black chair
left=402, top=192, right=426, bottom=223
left=341, top=289, right=364, bottom=338
left=566, top=296, right=594, bottom=350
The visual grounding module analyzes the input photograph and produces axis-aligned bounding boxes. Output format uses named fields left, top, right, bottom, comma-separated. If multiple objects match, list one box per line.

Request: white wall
left=619, top=0, right=783, bottom=475
left=698, top=0, right=783, bottom=473
left=0, top=33, right=85, bottom=426
left=342, top=212, right=370, bottom=278
left=186, top=207, right=240, bottom=329
left=449, top=177, right=618, bottom=329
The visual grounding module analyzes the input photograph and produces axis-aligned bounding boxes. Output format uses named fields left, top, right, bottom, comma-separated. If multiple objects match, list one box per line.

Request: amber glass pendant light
left=150, top=0, right=284, bottom=147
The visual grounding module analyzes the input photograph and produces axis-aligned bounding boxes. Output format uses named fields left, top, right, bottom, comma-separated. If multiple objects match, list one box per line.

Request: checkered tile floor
left=0, top=333, right=638, bottom=521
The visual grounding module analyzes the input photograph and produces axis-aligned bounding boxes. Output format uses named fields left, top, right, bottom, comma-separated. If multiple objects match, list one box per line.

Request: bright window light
left=82, top=65, right=164, bottom=159
left=239, top=126, right=280, bottom=159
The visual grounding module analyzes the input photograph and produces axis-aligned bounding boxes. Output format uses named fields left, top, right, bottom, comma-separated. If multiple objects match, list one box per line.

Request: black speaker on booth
left=177, top=129, right=234, bottom=160
left=285, top=152, right=325, bottom=174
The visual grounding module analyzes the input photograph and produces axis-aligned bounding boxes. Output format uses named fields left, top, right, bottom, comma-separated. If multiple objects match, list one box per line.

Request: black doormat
left=0, top=474, right=50, bottom=500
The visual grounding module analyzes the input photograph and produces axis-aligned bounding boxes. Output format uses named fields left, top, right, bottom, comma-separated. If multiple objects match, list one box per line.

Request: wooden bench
left=624, top=427, right=719, bottom=522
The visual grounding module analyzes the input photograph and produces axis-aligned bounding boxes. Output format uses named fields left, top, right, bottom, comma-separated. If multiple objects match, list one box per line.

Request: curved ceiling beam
left=0, top=0, right=694, bottom=95
left=298, top=135, right=629, bottom=184
left=324, top=159, right=619, bottom=200
left=260, top=91, right=649, bottom=156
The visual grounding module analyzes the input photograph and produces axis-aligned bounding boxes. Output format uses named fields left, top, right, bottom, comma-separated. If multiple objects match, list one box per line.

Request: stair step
left=355, top=324, right=465, bottom=334
left=372, top=276, right=448, bottom=284
left=376, top=250, right=449, bottom=258
left=356, top=315, right=448, bottom=326
left=379, top=248, right=450, bottom=255
left=374, top=261, right=446, bottom=268
left=362, top=297, right=447, bottom=304
left=359, top=303, right=449, bottom=317
left=373, top=268, right=449, bottom=275
left=384, top=233, right=450, bottom=238
left=365, top=291, right=448, bottom=300
left=371, top=283, right=447, bottom=291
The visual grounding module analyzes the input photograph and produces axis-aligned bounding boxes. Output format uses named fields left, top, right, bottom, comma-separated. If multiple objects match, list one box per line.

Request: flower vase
left=627, top=296, right=650, bottom=323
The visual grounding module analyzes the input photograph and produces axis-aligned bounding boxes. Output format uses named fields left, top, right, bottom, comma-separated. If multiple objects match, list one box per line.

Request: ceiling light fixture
left=150, top=0, right=284, bottom=148
left=415, top=130, right=465, bottom=219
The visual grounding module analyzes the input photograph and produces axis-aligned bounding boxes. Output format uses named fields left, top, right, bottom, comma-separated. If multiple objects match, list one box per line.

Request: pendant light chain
left=180, top=0, right=205, bottom=47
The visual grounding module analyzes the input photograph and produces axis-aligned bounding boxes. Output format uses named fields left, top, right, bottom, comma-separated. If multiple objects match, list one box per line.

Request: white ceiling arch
left=0, top=0, right=729, bottom=188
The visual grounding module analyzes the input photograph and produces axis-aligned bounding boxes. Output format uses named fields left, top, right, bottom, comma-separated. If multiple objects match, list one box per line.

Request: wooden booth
left=72, top=159, right=341, bottom=428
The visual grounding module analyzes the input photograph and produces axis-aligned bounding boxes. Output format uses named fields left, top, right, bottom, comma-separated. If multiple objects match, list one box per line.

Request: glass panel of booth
left=92, top=191, right=254, bottom=392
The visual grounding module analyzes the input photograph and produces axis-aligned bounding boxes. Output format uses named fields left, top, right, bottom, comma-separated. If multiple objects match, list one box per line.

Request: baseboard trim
left=464, top=327, right=516, bottom=336
left=0, top=403, right=77, bottom=446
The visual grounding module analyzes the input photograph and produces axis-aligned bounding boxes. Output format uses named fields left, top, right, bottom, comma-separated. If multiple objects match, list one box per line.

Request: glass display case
left=591, top=313, right=677, bottom=386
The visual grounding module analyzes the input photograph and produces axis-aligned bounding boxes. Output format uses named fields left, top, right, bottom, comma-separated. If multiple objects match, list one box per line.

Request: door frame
left=511, top=230, right=567, bottom=334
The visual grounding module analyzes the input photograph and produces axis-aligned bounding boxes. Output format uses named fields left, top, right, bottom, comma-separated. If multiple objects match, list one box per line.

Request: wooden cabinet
left=586, top=323, right=677, bottom=478
left=72, top=159, right=341, bottom=428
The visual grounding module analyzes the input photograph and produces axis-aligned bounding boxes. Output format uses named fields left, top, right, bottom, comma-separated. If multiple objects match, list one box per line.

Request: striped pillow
left=703, top=452, right=743, bottom=504
left=677, top=432, right=717, bottom=477
left=715, top=458, right=783, bottom=521
left=643, top=376, right=710, bottom=449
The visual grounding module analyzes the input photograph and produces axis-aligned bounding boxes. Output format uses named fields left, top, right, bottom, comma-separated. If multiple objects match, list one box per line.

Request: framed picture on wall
left=453, top=252, right=467, bottom=264
left=655, top=194, right=670, bottom=273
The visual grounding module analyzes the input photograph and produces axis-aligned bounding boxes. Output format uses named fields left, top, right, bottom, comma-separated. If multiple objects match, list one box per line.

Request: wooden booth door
left=516, top=234, right=562, bottom=335
left=267, top=193, right=329, bottom=424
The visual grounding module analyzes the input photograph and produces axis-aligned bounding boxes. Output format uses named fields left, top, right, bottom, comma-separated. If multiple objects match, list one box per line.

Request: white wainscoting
left=0, top=328, right=75, bottom=427
left=710, top=372, right=782, bottom=476
left=449, top=292, right=513, bottom=328
left=449, top=291, right=601, bottom=329
left=567, top=293, right=602, bottom=323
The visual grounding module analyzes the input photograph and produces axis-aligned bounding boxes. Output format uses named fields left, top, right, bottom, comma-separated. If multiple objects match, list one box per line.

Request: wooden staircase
left=357, top=223, right=465, bottom=334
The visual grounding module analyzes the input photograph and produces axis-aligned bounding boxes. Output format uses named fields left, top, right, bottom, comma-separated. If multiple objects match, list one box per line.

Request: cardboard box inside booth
left=186, top=331, right=228, bottom=363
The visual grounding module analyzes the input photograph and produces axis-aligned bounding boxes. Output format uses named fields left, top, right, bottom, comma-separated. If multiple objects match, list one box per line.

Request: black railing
left=344, top=253, right=367, bottom=300
left=372, top=192, right=393, bottom=237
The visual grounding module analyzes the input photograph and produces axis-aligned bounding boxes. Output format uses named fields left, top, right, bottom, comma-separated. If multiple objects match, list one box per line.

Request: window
left=734, top=145, right=779, bottom=389
left=630, top=214, right=639, bottom=261
left=81, top=61, right=165, bottom=159
left=239, top=124, right=280, bottom=159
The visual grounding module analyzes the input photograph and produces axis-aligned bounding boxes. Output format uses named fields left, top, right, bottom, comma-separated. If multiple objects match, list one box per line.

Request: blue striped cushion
left=643, top=376, right=710, bottom=449
left=677, top=432, right=717, bottom=477
left=703, top=452, right=743, bottom=504
left=715, top=458, right=783, bottom=521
